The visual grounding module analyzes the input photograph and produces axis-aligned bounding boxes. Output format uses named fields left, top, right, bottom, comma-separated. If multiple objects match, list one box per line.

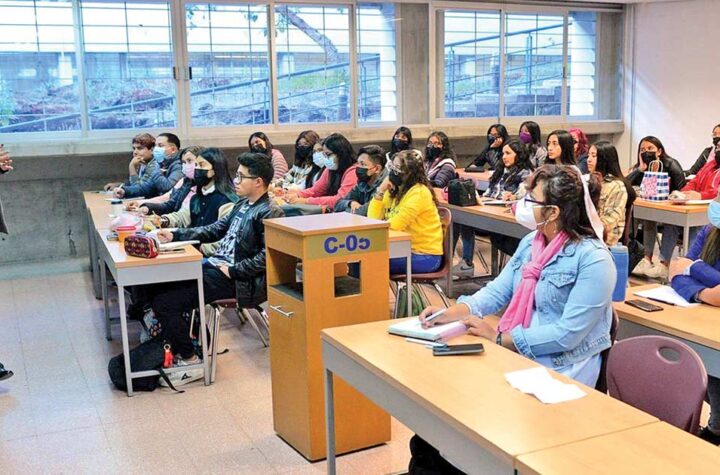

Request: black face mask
left=389, top=170, right=403, bottom=188
left=193, top=169, right=213, bottom=188
left=252, top=145, right=268, bottom=155
left=296, top=145, right=312, bottom=159
left=426, top=146, right=441, bottom=160
left=356, top=166, right=374, bottom=183
left=393, top=138, right=409, bottom=151
left=713, top=137, right=720, bottom=147
left=641, top=151, right=657, bottom=165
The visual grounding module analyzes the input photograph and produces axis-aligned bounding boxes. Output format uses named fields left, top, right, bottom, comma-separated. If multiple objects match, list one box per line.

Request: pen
left=424, top=308, right=448, bottom=325
left=405, top=337, right=447, bottom=348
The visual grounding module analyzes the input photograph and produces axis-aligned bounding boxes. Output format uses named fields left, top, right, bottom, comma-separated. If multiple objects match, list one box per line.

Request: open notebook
left=388, top=318, right=467, bottom=342
left=159, top=240, right=199, bottom=251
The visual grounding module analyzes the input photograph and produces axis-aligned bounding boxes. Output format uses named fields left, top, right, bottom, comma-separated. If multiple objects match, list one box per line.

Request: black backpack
left=447, top=178, right=477, bottom=207
left=108, top=338, right=183, bottom=393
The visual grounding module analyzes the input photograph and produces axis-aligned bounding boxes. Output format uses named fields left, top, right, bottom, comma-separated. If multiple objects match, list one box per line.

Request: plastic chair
left=607, top=335, right=707, bottom=433
left=390, top=207, right=452, bottom=317
left=594, top=308, right=619, bottom=394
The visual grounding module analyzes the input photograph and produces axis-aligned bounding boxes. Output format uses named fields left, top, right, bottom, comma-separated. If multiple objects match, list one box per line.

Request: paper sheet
left=505, top=367, right=587, bottom=404
left=634, top=285, right=698, bottom=308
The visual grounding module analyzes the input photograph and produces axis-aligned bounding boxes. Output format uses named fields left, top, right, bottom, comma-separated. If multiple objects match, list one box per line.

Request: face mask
left=325, top=156, right=338, bottom=171
left=153, top=147, right=166, bottom=164
left=713, top=137, right=720, bottom=147
left=252, top=145, right=268, bottom=155
left=193, top=168, right=213, bottom=188
left=182, top=162, right=195, bottom=180
left=514, top=196, right=547, bottom=230
left=296, top=145, right=312, bottom=158
left=393, top=138, right=409, bottom=151
left=356, top=167, right=373, bottom=183
left=519, top=132, right=533, bottom=144
left=312, top=151, right=325, bottom=167
left=709, top=201, right=720, bottom=228
left=641, top=151, right=657, bottom=164
left=389, top=170, right=403, bottom=188
left=487, top=134, right=497, bottom=145
left=426, top=146, right=440, bottom=160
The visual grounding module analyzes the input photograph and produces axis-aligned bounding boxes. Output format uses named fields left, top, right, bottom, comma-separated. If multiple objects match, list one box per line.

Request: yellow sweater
left=368, top=184, right=443, bottom=255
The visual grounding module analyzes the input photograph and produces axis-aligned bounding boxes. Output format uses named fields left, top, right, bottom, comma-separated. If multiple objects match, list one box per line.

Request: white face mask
left=515, top=196, right=547, bottom=230
left=312, top=151, right=325, bottom=167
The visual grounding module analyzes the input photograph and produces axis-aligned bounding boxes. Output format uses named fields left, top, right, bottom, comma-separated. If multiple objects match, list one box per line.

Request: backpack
left=108, top=338, right=183, bottom=393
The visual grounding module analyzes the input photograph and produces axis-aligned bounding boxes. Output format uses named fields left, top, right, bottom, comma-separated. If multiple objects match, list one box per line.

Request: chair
left=390, top=207, right=453, bottom=317
left=606, top=335, right=707, bottom=433
left=594, top=308, right=620, bottom=394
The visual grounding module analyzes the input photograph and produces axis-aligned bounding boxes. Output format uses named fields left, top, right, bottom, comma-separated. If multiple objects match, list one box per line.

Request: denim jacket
left=458, top=231, right=614, bottom=369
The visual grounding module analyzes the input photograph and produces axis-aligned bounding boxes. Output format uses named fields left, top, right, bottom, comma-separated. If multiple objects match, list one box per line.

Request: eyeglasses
left=524, top=196, right=546, bottom=207
left=234, top=173, right=258, bottom=183
left=386, top=161, right=402, bottom=174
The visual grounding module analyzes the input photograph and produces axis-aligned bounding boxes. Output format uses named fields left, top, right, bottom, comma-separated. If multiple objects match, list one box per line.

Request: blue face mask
left=312, top=151, right=325, bottom=167
left=325, top=155, right=338, bottom=171
left=708, top=201, right=720, bottom=228
left=153, top=147, right=166, bottom=164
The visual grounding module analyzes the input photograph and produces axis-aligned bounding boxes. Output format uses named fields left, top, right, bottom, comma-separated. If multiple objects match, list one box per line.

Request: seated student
left=335, top=145, right=389, bottom=216
left=424, top=131, right=457, bottom=188
left=285, top=133, right=358, bottom=211
left=410, top=166, right=612, bottom=472
left=466, top=124, right=509, bottom=171
left=114, top=133, right=183, bottom=199
left=587, top=141, right=635, bottom=247
left=570, top=127, right=590, bottom=173
left=276, top=130, right=321, bottom=191
left=369, top=149, right=443, bottom=274
left=669, top=197, right=720, bottom=445
left=387, top=126, right=413, bottom=162
left=686, top=124, right=720, bottom=176
left=545, top=129, right=578, bottom=166
left=628, top=136, right=687, bottom=279
left=151, top=152, right=283, bottom=386
left=249, top=131, right=288, bottom=181
left=519, top=120, right=547, bottom=168
left=104, top=133, right=157, bottom=191
left=671, top=137, right=720, bottom=201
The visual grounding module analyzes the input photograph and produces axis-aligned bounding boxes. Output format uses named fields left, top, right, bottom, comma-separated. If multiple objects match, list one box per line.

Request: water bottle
left=610, top=244, right=629, bottom=302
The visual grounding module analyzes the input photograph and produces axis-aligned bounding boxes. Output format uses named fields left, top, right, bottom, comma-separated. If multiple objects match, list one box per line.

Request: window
left=0, top=0, right=80, bottom=133
left=356, top=3, right=397, bottom=123
left=275, top=4, right=351, bottom=124
left=441, top=10, right=501, bottom=118
left=80, top=1, right=175, bottom=130
left=185, top=3, right=271, bottom=127
left=504, top=13, right=565, bottom=117
left=567, top=11, right=595, bottom=117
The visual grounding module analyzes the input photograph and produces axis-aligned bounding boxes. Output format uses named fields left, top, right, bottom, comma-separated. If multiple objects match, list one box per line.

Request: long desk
left=615, top=283, right=720, bottom=377
left=321, top=319, right=658, bottom=474
left=633, top=199, right=708, bottom=256
left=389, top=230, right=412, bottom=318
left=83, top=191, right=114, bottom=299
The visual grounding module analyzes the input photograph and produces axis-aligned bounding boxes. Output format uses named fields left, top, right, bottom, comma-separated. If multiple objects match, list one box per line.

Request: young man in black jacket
left=114, top=133, right=184, bottom=199
left=151, top=152, right=284, bottom=386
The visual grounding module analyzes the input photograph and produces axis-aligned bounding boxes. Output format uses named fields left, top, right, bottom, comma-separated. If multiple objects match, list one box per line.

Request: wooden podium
left=264, top=213, right=392, bottom=461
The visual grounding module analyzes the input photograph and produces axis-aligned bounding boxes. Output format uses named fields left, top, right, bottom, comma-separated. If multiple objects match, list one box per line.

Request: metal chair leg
left=242, top=308, right=269, bottom=347
left=433, top=282, right=452, bottom=308
left=210, top=306, right=221, bottom=384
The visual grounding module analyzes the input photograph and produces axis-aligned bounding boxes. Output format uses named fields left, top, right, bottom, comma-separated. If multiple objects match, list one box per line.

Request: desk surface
left=634, top=199, right=709, bottom=214
left=456, top=169, right=492, bottom=183
left=264, top=212, right=388, bottom=236
left=515, top=421, right=720, bottom=475
left=321, top=319, right=657, bottom=465
left=83, top=191, right=113, bottom=210
left=96, top=228, right=201, bottom=268
left=443, top=201, right=518, bottom=225
left=615, top=284, right=720, bottom=351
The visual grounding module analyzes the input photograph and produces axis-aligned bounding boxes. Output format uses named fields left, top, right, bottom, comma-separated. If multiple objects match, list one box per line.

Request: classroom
left=1, top=0, right=720, bottom=473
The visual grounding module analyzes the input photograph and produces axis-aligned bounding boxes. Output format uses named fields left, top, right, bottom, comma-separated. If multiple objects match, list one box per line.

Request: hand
left=113, top=187, right=125, bottom=198
left=349, top=201, right=362, bottom=213
left=492, top=137, right=504, bottom=148
left=379, top=176, right=393, bottom=193
left=0, top=149, right=13, bottom=172
left=668, top=257, right=694, bottom=281
left=273, top=186, right=285, bottom=197
left=129, top=156, right=143, bottom=170
left=462, top=316, right=496, bottom=340
left=156, top=229, right=173, bottom=243
left=150, top=214, right=162, bottom=228
left=500, top=192, right=514, bottom=201
left=138, top=206, right=150, bottom=215
left=684, top=191, right=702, bottom=200
left=419, top=306, right=446, bottom=328
left=286, top=194, right=307, bottom=204
left=668, top=191, right=686, bottom=200
left=639, top=158, right=648, bottom=172
left=124, top=200, right=140, bottom=211
left=219, top=265, right=231, bottom=278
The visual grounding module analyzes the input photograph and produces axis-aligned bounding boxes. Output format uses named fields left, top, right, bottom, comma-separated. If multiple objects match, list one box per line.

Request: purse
left=447, top=178, right=477, bottom=207
left=124, top=233, right=160, bottom=259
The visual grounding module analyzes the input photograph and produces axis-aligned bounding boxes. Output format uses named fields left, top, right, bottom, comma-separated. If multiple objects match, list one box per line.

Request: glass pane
left=0, top=0, right=80, bottom=133
left=442, top=10, right=500, bottom=118
left=568, top=11, right=595, bottom=117
left=504, top=13, right=564, bottom=117
left=275, top=4, right=351, bottom=124
left=185, top=3, right=271, bottom=126
left=357, top=3, right=397, bottom=123
left=81, top=1, right=176, bottom=130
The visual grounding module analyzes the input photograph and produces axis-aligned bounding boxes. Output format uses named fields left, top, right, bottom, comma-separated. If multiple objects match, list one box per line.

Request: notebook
left=633, top=285, right=698, bottom=308
left=159, top=240, right=199, bottom=251
left=388, top=318, right=467, bottom=342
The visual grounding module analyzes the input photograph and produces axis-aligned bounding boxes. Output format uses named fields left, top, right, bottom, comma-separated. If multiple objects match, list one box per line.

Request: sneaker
left=159, top=357, right=204, bottom=388
left=644, top=262, right=669, bottom=280
left=0, top=363, right=13, bottom=381
left=452, top=261, right=474, bottom=278
left=698, top=426, right=720, bottom=446
left=631, top=258, right=653, bottom=276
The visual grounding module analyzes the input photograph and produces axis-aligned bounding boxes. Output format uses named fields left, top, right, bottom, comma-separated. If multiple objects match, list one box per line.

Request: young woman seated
left=248, top=131, right=288, bottom=181
left=519, top=120, right=547, bottom=168
left=387, top=126, right=414, bottom=161
left=423, top=131, right=457, bottom=189
left=276, top=130, right=322, bottom=191
left=466, top=124, right=509, bottom=171
left=545, top=130, right=578, bottom=166
left=569, top=127, right=589, bottom=173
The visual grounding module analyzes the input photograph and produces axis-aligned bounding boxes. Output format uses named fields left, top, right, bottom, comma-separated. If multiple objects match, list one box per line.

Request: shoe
left=452, top=261, right=474, bottom=278
left=631, top=258, right=653, bottom=276
left=0, top=363, right=13, bottom=381
left=698, top=426, right=720, bottom=445
left=159, top=357, right=204, bottom=388
left=644, top=262, right=669, bottom=280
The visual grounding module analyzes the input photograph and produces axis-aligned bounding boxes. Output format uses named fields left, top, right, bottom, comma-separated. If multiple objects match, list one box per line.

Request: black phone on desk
left=625, top=299, right=663, bottom=312
left=433, top=343, right=484, bottom=356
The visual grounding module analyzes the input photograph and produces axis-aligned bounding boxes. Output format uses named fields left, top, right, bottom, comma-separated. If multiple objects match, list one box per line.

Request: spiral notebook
left=388, top=318, right=467, bottom=342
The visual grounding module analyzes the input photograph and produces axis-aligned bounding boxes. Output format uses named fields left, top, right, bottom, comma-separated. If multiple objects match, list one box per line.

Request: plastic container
left=610, top=244, right=629, bottom=302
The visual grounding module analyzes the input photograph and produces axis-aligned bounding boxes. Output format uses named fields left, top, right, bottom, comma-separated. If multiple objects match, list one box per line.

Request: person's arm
left=199, top=202, right=235, bottom=256
left=599, top=181, right=627, bottom=233
left=626, top=168, right=643, bottom=187
left=668, top=160, right=687, bottom=191
left=334, top=183, right=362, bottom=213
left=430, top=163, right=457, bottom=188
left=367, top=191, right=387, bottom=220
left=467, top=145, right=490, bottom=169
left=671, top=275, right=708, bottom=303
left=381, top=186, right=427, bottom=232
left=145, top=182, right=190, bottom=215
left=271, top=150, right=289, bottom=182
left=228, top=204, right=284, bottom=279
left=149, top=160, right=184, bottom=194
left=164, top=206, right=191, bottom=229
left=298, top=169, right=329, bottom=198
left=172, top=204, right=235, bottom=243
left=306, top=168, right=359, bottom=208
left=697, top=285, right=720, bottom=306
left=687, top=148, right=711, bottom=176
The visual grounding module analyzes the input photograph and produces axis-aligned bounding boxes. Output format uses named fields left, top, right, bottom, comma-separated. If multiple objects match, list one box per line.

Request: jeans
left=452, top=224, right=475, bottom=264
left=390, top=254, right=442, bottom=275
left=642, top=221, right=698, bottom=262
left=708, top=375, right=720, bottom=432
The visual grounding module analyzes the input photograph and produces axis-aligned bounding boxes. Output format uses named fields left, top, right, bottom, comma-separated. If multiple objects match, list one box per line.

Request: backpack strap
left=157, top=367, right=185, bottom=394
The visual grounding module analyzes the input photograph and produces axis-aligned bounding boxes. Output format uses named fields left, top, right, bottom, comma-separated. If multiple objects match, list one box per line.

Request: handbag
left=124, top=233, right=160, bottom=258
left=447, top=178, right=477, bottom=207
left=640, top=160, right=670, bottom=201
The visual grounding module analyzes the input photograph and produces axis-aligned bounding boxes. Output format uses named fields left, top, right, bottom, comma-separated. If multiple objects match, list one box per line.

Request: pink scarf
left=498, top=231, right=569, bottom=333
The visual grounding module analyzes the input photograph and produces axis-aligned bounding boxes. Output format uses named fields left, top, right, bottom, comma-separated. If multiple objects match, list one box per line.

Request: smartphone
left=625, top=299, right=663, bottom=312
left=433, top=343, right=484, bottom=356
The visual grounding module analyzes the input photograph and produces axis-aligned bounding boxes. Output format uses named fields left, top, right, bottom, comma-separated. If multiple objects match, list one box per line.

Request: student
left=672, top=138, right=720, bottom=200
left=587, top=141, right=635, bottom=247
left=628, top=136, right=687, bottom=279
left=411, top=166, right=613, bottom=472
left=545, top=129, right=577, bottom=166
left=104, top=133, right=157, bottom=191
left=335, top=145, right=389, bottom=216
left=277, top=130, right=321, bottom=191
left=669, top=196, right=720, bottom=445
left=368, top=149, right=443, bottom=274
left=388, top=126, right=413, bottom=161
left=114, top=133, right=183, bottom=199
left=686, top=124, right=720, bottom=176
left=0, top=146, right=13, bottom=381
left=248, top=131, right=288, bottom=181
left=286, top=133, right=358, bottom=210
left=466, top=124, right=509, bottom=171
left=152, top=152, right=283, bottom=386
left=519, top=120, right=546, bottom=168
left=424, top=131, right=457, bottom=188
left=570, top=127, right=590, bottom=173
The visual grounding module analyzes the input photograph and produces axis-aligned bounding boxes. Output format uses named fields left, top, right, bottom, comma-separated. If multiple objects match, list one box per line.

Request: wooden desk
left=456, top=169, right=492, bottom=191
left=389, top=230, right=413, bottom=318
left=516, top=421, right=720, bottom=474
left=615, top=283, right=720, bottom=377
left=633, top=199, right=708, bottom=255
left=83, top=191, right=114, bottom=299
left=321, top=319, right=657, bottom=474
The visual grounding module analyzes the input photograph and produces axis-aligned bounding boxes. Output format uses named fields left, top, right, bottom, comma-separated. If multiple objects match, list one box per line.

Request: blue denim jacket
left=458, top=231, right=614, bottom=369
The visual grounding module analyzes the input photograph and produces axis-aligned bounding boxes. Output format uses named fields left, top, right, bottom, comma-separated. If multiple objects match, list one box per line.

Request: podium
left=264, top=213, right=392, bottom=461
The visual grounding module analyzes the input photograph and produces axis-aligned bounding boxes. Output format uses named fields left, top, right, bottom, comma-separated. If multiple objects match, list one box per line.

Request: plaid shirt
left=598, top=177, right=628, bottom=247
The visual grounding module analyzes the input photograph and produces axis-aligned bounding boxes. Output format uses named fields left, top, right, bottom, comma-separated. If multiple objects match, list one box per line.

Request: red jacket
left=682, top=158, right=720, bottom=199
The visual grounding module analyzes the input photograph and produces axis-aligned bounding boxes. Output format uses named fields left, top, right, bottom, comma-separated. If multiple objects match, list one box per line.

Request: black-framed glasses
left=524, top=196, right=545, bottom=206
left=234, top=173, right=258, bottom=182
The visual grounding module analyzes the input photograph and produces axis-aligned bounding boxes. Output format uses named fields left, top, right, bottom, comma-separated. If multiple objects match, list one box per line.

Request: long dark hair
left=487, top=123, right=510, bottom=144
left=526, top=164, right=601, bottom=242
left=390, top=126, right=413, bottom=155
left=248, top=131, right=274, bottom=153
left=635, top=135, right=670, bottom=168
left=520, top=120, right=542, bottom=157
left=196, top=147, right=238, bottom=202
left=294, top=130, right=320, bottom=167
left=425, top=131, right=455, bottom=162
left=390, top=150, right=439, bottom=209
left=489, top=139, right=533, bottom=187
left=700, top=226, right=720, bottom=266
left=323, top=133, right=356, bottom=196
left=547, top=129, right=577, bottom=166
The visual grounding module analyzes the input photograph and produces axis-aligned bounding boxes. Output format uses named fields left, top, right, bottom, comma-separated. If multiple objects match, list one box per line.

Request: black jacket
left=172, top=193, right=284, bottom=307
left=626, top=156, right=687, bottom=192
left=686, top=147, right=712, bottom=176
left=144, top=180, right=193, bottom=216
left=468, top=145, right=502, bottom=170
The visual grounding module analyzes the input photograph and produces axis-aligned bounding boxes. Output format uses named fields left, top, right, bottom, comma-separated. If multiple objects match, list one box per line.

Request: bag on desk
left=108, top=338, right=183, bottom=393
left=640, top=161, right=670, bottom=201
left=447, top=178, right=477, bottom=207
left=124, top=234, right=159, bottom=258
